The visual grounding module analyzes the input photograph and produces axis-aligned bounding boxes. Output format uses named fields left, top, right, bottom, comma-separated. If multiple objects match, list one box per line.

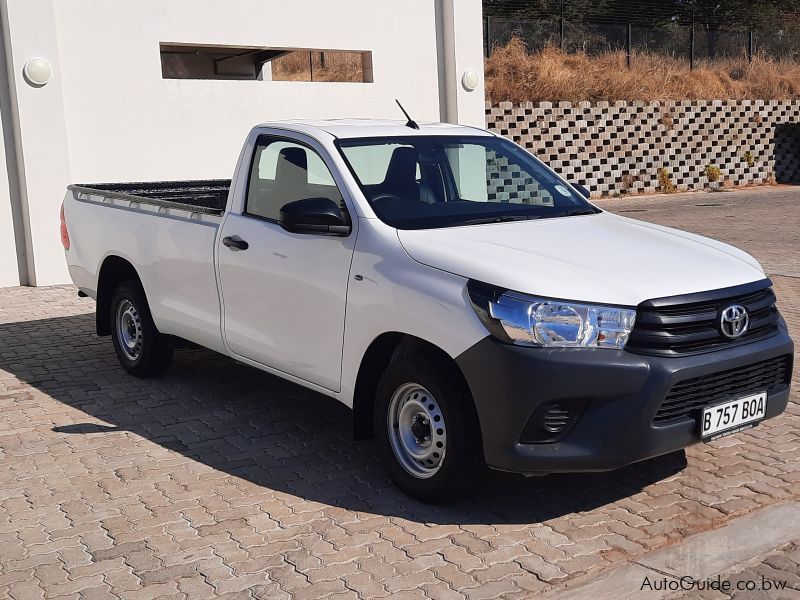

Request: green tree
left=484, top=0, right=800, bottom=28
left=483, top=0, right=611, bottom=22
left=483, top=0, right=800, bottom=58
left=689, top=1, right=798, bottom=57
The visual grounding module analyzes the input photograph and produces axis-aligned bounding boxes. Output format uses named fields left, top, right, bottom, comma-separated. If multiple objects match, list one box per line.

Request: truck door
left=217, top=134, right=356, bottom=392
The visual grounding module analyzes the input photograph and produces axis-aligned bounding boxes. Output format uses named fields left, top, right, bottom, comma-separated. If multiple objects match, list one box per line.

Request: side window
left=246, top=139, right=344, bottom=221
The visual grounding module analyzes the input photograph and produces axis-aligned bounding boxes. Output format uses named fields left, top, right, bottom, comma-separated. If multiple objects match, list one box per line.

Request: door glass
left=246, top=140, right=343, bottom=220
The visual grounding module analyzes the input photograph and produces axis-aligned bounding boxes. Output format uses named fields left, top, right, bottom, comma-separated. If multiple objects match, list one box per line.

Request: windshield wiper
left=562, top=208, right=597, bottom=217
left=459, top=215, right=541, bottom=226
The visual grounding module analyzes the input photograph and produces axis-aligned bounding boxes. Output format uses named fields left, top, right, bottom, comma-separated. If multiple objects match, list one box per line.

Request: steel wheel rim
left=116, top=299, right=142, bottom=361
left=387, top=382, right=447, bottom=479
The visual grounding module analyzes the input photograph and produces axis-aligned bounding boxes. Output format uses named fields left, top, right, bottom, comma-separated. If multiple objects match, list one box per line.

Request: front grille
left=653, top=355, right=793, bottom=425
left=626, top=281, right=780, bottom=356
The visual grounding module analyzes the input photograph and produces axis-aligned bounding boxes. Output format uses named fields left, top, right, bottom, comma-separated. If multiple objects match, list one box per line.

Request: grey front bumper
left=455, top=320, right=794, bottom=474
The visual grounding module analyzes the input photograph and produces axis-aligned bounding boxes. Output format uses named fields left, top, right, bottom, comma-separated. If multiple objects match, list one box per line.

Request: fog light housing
left=543, top=405, right=572, bottom=433
left=520, top=399, right=590, bottom=443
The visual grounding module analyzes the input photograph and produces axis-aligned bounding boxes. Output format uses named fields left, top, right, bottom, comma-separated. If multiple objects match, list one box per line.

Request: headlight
left=468, top=281, right=636, bottom=349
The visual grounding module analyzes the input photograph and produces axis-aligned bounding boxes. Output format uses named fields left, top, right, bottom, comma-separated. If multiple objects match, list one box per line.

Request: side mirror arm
left=285, top=223, right=350, bottom=235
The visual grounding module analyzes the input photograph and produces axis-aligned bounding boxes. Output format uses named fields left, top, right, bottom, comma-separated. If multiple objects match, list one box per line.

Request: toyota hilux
left=62, top=119, right=794, bottom=501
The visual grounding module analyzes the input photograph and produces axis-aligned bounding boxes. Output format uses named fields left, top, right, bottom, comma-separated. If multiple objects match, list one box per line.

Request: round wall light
left=461, top=69, right=480, bottom=92
left=23, top=57, right=52, bottom=87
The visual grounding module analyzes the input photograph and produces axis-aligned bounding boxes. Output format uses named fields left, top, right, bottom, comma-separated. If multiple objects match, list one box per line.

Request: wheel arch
left=352, top=332, right=481, bottom=450
left=95, top=256, right=142, bottom=336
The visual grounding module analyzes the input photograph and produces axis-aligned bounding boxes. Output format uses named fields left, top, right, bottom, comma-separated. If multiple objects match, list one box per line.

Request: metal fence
left=484, top=2, right=800, bottom=66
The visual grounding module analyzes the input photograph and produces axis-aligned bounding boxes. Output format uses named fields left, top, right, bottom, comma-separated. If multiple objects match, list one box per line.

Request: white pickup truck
left=63, top=119, right=794, bottom=502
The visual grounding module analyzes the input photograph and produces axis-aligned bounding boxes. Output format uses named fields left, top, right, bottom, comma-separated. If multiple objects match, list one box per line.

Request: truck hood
left=396, top=212, right=766, bottom=306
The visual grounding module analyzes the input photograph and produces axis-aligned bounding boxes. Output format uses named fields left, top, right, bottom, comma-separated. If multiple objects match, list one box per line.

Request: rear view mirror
left=279, top=197, right=350, bottom=235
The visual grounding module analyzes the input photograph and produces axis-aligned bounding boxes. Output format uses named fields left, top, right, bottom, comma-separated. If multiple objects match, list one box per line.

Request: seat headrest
left=384, top=147, right=418, bottom=188
left=275, top=147, right=308, bottom=189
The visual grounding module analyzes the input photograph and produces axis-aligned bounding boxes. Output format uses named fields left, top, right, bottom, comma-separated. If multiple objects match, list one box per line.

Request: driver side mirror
left=279, top=197, right=350, bottom=235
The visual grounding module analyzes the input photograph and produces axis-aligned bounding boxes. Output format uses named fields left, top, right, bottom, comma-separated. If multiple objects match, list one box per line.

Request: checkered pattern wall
left=486, top=100, right=800, bottom=197
left=486, top=151, right=554, bottom=206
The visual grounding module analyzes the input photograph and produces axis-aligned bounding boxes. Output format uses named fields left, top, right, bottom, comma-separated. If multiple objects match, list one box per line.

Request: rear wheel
left=374, top=351, right=482, bottom=503
left=109, top=281, right=172, bottom=377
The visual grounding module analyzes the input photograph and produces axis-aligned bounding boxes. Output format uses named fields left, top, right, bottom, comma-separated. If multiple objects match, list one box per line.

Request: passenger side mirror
left=574, top=184, right=590, bottom=199
left=279, top=197, right=350, bottom=235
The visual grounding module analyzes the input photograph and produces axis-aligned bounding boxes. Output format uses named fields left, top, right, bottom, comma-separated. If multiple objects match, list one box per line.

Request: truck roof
left=255, top=119, right=495, bottom=140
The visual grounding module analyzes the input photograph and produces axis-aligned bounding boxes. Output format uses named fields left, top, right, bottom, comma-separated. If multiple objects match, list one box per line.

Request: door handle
left=222, top=236, right=249, bottom=251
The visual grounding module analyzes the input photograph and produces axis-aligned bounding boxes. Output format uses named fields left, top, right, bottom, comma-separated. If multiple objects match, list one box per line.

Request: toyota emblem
left=719, top=304, right=749, bottom=339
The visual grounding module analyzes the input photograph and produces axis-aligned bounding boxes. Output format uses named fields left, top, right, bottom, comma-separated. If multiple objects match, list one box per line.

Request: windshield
left=336, top=135, right=598, bottom=230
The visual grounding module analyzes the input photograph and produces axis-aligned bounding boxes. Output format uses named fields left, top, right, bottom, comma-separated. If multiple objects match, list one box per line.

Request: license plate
left=701, top=392, right=767, bottom=440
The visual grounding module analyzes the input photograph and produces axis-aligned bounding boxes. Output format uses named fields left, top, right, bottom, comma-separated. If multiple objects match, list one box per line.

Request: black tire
left=109, top=280, right=173, bottom=377
left=374, top=351, right=483, bottom=503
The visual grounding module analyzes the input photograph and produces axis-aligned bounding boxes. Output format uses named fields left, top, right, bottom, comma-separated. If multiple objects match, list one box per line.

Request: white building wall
left=2, top=0, right=71, bottom=287
left=0, top=116, right=19, bottom=287
left=1, top=0, right=485, bottom=286
left=439, top=0, right=487, bottom=128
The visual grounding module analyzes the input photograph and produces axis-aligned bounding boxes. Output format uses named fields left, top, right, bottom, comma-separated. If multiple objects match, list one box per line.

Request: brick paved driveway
left=0, top=187, right=798, bottom=599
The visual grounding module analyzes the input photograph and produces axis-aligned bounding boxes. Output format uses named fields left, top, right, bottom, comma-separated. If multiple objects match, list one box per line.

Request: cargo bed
left=68, top=180, right=230, bottom=215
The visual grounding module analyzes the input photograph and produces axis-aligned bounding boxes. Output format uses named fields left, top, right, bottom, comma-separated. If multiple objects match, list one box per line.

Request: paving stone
left=7, top=579, right=45, bottom=600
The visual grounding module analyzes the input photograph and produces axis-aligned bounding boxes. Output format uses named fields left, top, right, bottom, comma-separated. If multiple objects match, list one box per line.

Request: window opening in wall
left=160, top=43, right=373, bottom=83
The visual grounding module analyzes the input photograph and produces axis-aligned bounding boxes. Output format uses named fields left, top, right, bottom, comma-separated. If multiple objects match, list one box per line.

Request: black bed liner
left=69, top=179, right=231, bottom=215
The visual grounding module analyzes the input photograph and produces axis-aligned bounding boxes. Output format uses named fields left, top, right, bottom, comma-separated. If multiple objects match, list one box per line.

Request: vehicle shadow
left=1, top=313, right=687, bottom=525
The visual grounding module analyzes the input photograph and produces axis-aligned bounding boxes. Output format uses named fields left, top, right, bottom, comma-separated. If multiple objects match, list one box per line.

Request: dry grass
left=272, top=50, right=364, bottom=82
left=485, top=38, right=800, bottom=103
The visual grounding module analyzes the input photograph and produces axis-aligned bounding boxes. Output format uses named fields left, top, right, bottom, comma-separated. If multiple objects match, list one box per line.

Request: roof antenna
left=395, top=99, right=420, bottom=130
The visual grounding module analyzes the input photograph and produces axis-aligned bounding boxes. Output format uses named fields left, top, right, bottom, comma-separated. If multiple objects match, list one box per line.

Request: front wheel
left=109, top=281, right=173, bottom=377
left=374, top=352, right=483, bottom=503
